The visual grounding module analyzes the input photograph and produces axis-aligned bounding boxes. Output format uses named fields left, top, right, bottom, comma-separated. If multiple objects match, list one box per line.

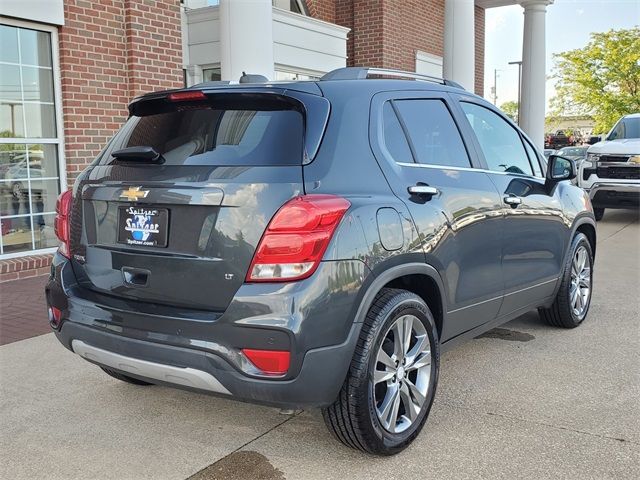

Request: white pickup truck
left=578, top=114, right=640, bottom=220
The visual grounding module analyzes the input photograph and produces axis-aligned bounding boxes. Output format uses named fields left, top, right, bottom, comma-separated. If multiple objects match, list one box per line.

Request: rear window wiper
left=111, top=146, right=165, bottom=164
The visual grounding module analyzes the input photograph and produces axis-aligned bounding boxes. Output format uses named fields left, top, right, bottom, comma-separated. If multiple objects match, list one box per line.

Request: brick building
left=0, top=0, right=553, bottom=280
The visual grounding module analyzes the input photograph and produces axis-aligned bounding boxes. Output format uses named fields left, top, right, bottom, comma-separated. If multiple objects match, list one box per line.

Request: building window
left=202, top=67, right=221, bottom=82
left=0, top=22, right=63, bottom=256
left=274, top=70, right=319, bottom=81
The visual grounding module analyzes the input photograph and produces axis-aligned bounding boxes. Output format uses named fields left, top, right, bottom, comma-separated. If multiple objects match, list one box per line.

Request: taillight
left=167, top=91, right=206, bottom=102
left=246, top=194, right=350, bottom=282
left=242, top=349, right=290, bottom=376
left=54, top=190, right=73, bottom=258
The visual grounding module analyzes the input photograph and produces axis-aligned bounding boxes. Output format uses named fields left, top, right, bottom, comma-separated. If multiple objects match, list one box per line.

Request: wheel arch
left=572, top=215, right=597, bottom=259
left=353, top=263, right=446, bottom=340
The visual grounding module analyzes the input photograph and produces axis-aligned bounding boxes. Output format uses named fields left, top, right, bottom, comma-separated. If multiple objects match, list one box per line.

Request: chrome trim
left=395, top=161, right=544, bottom=179
left=503, top=277, right=558, bottom=297
left=587, top=182, right=640, bottom=199
left=448, top=295, right=502, bottom=314
left=408, top=185, right=438, bottom=196
left=72, top=340, right=232, bottom=395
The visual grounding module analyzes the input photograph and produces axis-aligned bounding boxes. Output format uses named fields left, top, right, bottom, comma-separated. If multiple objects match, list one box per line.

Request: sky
left=484, top=0, right=640, bottom=111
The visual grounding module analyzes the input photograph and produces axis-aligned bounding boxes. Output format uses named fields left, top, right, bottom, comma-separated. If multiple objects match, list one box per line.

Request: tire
left=322, top=288, right=439, bottom=455
left=593, top=208, right=605, bottom=221
left=539, top=232, right=593, bottom=328
left=100, top=366, right=154, bottom=386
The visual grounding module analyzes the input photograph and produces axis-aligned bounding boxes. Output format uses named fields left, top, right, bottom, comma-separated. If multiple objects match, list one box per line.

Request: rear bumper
left=586, top=182, right=640, bottom=209
left=55, top=320, right=360, bottom=408
left=46, top=253, right=369, bottom=408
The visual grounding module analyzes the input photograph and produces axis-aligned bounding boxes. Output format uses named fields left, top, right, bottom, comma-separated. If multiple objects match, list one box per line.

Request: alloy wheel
left=373, top=314, right=432, bottom=434
left=570, top=245, right=591, bottom=318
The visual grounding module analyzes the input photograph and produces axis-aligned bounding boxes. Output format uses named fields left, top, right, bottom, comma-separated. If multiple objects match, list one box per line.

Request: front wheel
left=322, top=288, right=439, bottom=455
left=539, top=232, right=593, bottom=328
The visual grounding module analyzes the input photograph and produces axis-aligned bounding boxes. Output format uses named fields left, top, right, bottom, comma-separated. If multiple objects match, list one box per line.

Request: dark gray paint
left=46, top=78, right=596, bottom=408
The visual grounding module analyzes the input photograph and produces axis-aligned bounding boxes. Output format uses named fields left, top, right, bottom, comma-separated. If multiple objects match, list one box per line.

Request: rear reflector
left=54, top=190, right=73, bottom=258
left=246, top=195, right=350, bottom=282
left=48, top=306, right=62, bottom=329
left=242, top=349, right=290, bottom=375
left=167, top=91, right=207, bottom=102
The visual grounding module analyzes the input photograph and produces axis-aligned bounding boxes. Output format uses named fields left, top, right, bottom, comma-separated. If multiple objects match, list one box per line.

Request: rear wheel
left=539, top=233, right=593, bottom=328
left=322, top=288, right=439, bottom=455
left=100, top=367, right=154, bottom=386
left=593, top=208, right=605, bottom=221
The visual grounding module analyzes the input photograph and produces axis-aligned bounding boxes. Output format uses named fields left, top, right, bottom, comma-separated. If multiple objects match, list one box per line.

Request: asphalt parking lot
left=1, top=209, right=638, bottom=480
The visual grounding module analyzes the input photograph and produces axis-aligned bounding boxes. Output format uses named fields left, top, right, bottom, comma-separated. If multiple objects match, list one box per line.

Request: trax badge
left=120, top=186, right=149, bottom=201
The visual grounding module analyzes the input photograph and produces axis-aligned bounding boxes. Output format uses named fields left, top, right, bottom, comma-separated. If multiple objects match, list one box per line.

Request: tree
left=550, top=27, right=640, bottom=134
left=500, top=101, right=519, bottom=123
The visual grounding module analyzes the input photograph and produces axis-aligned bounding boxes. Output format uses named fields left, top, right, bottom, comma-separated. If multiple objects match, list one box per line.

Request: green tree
left=551, top=27, right=640, bottom=134
left=500, top=101, right=519, bottom=123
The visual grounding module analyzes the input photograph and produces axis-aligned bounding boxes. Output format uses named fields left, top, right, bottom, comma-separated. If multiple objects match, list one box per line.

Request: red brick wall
left=474, top=5, right=485, bottom=96
left=59, top=0, right=183, bottom=186
left=305, top=0, right=336, bottom=23
left=0, top=255, right=52, bottom=283
left=328, top=0, right=444, bottom=71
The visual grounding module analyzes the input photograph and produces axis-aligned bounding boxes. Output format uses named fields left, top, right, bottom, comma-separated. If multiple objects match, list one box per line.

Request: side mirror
left=546, top=154, right=576, bottom=182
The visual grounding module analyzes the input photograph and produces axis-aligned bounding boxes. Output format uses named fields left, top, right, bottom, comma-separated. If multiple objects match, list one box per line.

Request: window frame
left=371, top=90, right=483, bottom=172
left=455, top=96, right=541, bottom=179
left=0, top=17, right=66, bottom=259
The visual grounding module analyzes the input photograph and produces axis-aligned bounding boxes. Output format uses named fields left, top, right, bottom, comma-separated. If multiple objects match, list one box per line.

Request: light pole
left=509, top=60, right=523, bottom=125
left=491, top=69, right=503, bottom=105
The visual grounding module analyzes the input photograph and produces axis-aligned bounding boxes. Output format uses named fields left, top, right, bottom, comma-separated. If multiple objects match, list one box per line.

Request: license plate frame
left=117, top=205, right=169, bottom=248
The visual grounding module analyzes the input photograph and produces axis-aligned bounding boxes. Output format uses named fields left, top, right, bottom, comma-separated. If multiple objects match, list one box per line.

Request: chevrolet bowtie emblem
left=120, top=186, right=149, bottom=201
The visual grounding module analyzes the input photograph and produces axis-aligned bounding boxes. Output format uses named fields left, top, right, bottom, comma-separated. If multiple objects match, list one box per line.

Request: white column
left=519, top=0, right=553, bottom=150
left=219, top=0, right=275, bottom=81
left=443, top=0, right=475, bottom=91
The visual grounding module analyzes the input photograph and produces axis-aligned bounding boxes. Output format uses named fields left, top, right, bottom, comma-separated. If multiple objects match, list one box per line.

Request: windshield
left=560, top=147, right=588, bottom=156
left=607, top=117, right=640, bottom=140
left=99, top=106, right=303, bottom=166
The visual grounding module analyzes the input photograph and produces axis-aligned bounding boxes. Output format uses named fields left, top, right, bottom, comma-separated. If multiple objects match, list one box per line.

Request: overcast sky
left=484, top=0, right=639, bottom=111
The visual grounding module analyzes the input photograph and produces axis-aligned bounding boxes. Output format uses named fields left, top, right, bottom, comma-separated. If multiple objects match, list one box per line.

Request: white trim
left=0, top=17, right=66, bottom=259
left=272, top=7, right=350, bottom=40
left=0, top=247, right=57, bottom=261
left=0, top=138, right=60, bottom=144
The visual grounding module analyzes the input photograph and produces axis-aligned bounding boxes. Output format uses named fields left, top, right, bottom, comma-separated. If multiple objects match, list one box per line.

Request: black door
left=457, top=100, right=569, bottom=317
left=370, top=92, right=504, bottom=341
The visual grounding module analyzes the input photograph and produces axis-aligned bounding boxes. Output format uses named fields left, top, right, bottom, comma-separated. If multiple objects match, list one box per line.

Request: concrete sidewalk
left=1, top=210, right=639, bottom=480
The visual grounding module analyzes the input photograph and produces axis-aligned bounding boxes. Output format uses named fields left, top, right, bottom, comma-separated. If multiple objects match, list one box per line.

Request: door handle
left=504, top=195, right=522, bottom=207
left=408, top=185, right=439, bottom=197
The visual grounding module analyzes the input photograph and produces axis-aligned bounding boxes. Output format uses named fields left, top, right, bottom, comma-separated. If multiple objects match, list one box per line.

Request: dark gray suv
left=46, top=67, right=597, bottom=455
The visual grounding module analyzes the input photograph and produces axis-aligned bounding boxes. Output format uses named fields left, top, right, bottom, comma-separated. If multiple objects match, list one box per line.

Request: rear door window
left=382, top=101, right=413, bottom=163
left=102, top=107, right=303, bottom=166
left=393, top=99, right=471, bottom=168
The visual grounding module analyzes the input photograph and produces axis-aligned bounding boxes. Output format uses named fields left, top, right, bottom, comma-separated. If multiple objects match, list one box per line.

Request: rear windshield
left=100, top=106, right=303, bottom=166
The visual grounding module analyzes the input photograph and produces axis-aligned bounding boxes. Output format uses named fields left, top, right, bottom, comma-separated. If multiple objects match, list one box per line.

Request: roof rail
left=320, top=67, right=464, bottom=89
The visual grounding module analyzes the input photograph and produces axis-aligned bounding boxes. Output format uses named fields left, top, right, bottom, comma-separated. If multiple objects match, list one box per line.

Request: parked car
left=545, top=129, right=576, bottom=149
left=579, top=113, right=640, bottom=220
left=46, top=67, right=597, bottom=455
left=557, top=146, right=589, bottom=184
left=543, top=148, right=556, bottom=159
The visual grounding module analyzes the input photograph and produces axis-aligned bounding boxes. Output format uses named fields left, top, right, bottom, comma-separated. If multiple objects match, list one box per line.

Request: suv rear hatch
left=69, top=88, right=328, bottom=313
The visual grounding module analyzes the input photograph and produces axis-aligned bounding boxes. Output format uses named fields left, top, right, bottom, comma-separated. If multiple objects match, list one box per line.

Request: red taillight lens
left=54, top=190, right=73, bottom=258
left=242, top=349, right=290, bottom=375
left=167, top=91, right=206, bottom=102
left=48, top=306, right=62, bottom=329
left=246, top=195, right=350, bottom=282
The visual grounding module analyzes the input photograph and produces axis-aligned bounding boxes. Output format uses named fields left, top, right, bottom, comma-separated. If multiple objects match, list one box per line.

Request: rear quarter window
left=101, top=107, right=303, bottom=166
